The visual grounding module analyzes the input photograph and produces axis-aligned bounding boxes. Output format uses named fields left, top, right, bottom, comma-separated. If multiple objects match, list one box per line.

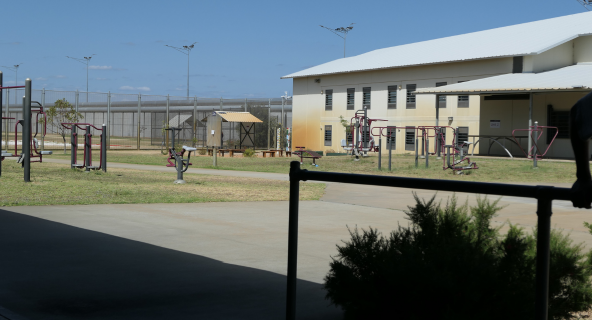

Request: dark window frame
left=405, top=127, right=415, bottom=151
left=324, top=89, right=333, bottom=111
left=387, top=85, right=397, bottom=109
left=406, top=84, right=416, bottom=109
left=547, top=104, right=569, bottom=143
left=324, top=125, right=332, bottom=146
left=436, top=82, right=447, bottom=108
left=347, top=88, right=355, bottom=110
left=362, top=87, right=371, bottom=109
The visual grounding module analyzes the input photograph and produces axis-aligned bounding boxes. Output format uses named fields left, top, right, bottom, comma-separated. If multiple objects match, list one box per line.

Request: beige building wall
left=292, top=57, right=514, bottom=153
left=575, top=35, right=592, bottom=63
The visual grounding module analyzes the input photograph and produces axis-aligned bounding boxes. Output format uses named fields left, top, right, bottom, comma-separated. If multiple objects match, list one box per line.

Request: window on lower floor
left=405, top=127, right=415, bottom=151
left=547, top=104, right=569, bottom=143
left=456, top=127, right=469, bottom=146
left=324, top=125, right=332, bottom=146
left=387, top=126, right=396, bottom=150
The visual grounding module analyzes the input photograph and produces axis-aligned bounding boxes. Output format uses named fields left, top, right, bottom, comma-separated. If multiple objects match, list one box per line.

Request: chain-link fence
left=1, top=89, right=292, bottom=152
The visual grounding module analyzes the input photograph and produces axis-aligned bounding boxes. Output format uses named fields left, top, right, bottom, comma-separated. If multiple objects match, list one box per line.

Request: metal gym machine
left=165, top=127, right=196, bottom=184
left=61, top=123, right=107, bottom=172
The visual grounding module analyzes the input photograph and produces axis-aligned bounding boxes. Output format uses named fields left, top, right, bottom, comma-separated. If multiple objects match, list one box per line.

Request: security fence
left=1, top=89, right=292, bottom=151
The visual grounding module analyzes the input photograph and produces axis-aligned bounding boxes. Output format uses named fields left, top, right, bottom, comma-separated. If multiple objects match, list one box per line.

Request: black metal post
left=286, top=161, right=301, bottom=320
left=421, top=129, right=425, bottom=158
left=71, top=125, right=77, bottom=168
left=534, top=121, right=538, bottom=168
left=23, top=79, right=31, bottom=182
left=101, top=124, right=107, bottom=172
left=535, top=189, right=553, bottom=320
left=415, top=135, right=419, bottom=168
left=85, top=125, right=91, bottom=172
left=426, top=139, right=429, bottom=168
left=378, top=136, right=382, bottom=170
left=0, top=71, right=3, bottom=177
left=388, top=133, right=392, bottom=171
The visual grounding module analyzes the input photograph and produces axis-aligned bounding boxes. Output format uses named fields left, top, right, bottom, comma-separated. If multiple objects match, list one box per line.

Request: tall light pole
left=165, top=42, right=197, bottom=98
left=66, top=54, right=95, bottom=102
left=320, top=23, right=355, bottom=58
left=0, top=63, right=23, bottom=104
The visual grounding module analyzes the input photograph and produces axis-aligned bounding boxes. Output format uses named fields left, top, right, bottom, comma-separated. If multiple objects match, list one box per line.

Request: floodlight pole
left=165, top=42, right=197, bottom=98
left=66, top=55, right=95, bottom=102
left=1, top=64, right=22, bottom=105
left=320, top=23, right=355, bottom=58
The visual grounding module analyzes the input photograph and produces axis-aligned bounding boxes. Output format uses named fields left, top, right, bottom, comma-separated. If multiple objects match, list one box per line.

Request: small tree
left=46, top=99, right=83, bottom=153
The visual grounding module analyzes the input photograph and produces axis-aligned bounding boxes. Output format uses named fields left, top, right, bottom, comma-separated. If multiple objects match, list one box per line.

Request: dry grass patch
left=0, top=161, right=324, bottom=206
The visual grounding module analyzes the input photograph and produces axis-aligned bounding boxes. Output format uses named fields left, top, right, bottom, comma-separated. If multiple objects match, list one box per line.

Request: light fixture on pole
left=165, top=42, right=197, bottom=98
left=66, top=54, right=96, bottom=102
left=0, top=63, right=23, bottom=104
left=577, top=0, right=592, bottom=10
left=320, top=23, right=355, bottom=58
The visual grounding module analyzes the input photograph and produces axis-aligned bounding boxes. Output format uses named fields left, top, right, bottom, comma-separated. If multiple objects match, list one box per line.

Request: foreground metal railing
left=286, top=161, right=572, bottom=320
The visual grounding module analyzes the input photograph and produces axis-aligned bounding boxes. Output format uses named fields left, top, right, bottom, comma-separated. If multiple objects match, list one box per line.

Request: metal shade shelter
left=201, top=111, right=263, bottom=149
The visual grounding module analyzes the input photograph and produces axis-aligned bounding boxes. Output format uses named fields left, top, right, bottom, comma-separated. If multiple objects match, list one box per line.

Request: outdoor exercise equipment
left=344, top=107, right=386, bottom=161
left=0, top=77, right=38, bottom=182
left=441, top=127, right=478, bottom=174
left=293, top=146, right=322, bottom=166
left=2, top=101, right=53, bottom=163
left=512, top=121, right=559, bottom=168
left=164, top=127, right=196, bottom=184
left=61, top=123, right=107, bottom=172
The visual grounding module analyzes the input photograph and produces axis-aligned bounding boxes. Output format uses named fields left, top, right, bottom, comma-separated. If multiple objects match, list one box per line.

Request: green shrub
left=324, top=194, right=592, bottom=320
left=243, top=148, right=256, bottom=158
left=198, top=148, right=207, bottom=156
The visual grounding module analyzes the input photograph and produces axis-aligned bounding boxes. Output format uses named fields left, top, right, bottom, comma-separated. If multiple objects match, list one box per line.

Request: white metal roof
left=414, top=64, right=592, bottom=94
left=282, top=12, right=592, bottom=79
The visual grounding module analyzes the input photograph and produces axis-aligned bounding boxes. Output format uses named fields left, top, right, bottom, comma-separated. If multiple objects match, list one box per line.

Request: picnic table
left=293, top=146, right=322, bottom=166
left=218, top=149, right=246, bottom=157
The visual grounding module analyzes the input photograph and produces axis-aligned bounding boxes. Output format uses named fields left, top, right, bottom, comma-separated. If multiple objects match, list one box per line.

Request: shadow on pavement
left=0, top=209, right=342, bottom=320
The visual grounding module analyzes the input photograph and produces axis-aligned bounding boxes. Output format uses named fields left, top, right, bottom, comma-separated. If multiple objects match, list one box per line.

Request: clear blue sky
left=0, top=0, right=588, bottom=98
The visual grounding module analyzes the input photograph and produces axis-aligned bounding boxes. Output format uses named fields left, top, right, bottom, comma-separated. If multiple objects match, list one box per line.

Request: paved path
left=1, top=158, right=592, bottom=319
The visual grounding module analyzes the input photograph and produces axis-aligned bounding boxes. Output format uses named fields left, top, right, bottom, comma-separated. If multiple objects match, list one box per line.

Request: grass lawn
left=50, top=150, right=585, bottom=184
left=0, top=160, right=324, bottom=206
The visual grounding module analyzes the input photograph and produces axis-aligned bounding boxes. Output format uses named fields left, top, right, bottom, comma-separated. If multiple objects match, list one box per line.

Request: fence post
left=75, top=90, right=79, bottom=113
left=137, top=93, right=141, bottom=150
left=533, top=121, right=538, bottom=168
left=102, top=124, right=107, bottom=172
left=23, top=79, right=32, bottom=182
left=535, top=188, right=553, bottom=320
left=268, top=99, right=271, bottom=150
left=41, top=87, right=45, bottom=151
left=194, top=96, right=197, bottom=151
left=286, top=161, right=301, bottom=320
left=107, top=91, right=111, bottom=150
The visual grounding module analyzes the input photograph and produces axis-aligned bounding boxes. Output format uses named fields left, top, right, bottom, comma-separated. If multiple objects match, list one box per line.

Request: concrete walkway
left=2, top=159, right=592, bottom=319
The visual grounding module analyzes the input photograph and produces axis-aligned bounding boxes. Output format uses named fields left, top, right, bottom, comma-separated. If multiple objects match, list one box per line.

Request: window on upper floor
left=387, top=86, right=397, bottom=109
left=325, top=89, right=333, bottom=111
left=436, top=82, right=447, bottom=108
left=347, top=88, right=355, bottom=110
left=406, top=84, right=416, bottom=109
left=363, top=87, right=371, bottom=109
left=457, top=81, right=469, bottom=108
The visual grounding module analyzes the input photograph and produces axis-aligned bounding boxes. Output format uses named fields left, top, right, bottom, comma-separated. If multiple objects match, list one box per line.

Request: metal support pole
left=107, top=91, right=111, bottom=150
left=535, top=191, right=553, bottom=320
left=75, top=90, right=79, bottom=113
left=0, top=71, right=3, bottom=177
left=426, top=139, right=429, bottom=168
left=101, top=124, right=107, bottom=172
left=41, top=87, right=45, bottom=151
left=533, top=121, right=538, bottom=168
left=388, top=133, right=392, bottom=171
left=5, top=89, right=9, bottom=153
left=166, top=94, right=170, bottom=151
left=420, top=129, right=425, bottom=159
left=415, top=135, right=419, bottom=168
left=137, top=93, right=141, bottom=150
left=71, top=125, right=76, bottom=168
left=378, top=137, right=382, bottom=170
left=213, top=146, right=217, bottom=167
left=437, top=127, right=442, bottom=159
left=528, top=93, right=533, bottom=158
left=194, top=97, right=197, bottom=152
left=23, top=79, right=32, bottom=182
left=85, top=125, right=91, bottom=172
left=268, top=99, right=271, bottom=150
left=435, top=94, right=440, bottom=127
left=286, top=161, right=301, bottom=320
